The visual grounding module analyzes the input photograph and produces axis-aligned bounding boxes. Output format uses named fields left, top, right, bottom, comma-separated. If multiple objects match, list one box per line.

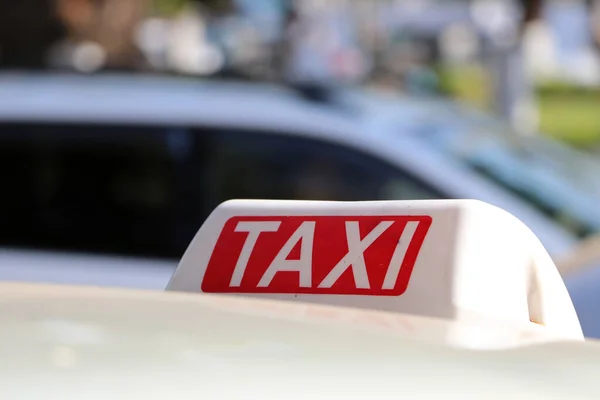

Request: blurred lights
left=522, top=21, right=559, bottom=81
left=439, top=23, right=479, bottom=63
left=563, top=50, right=600, bottom=86
left=135, top=18, right=170, bottom=55
left=511, top=97, right=539, bottom=136
left=471, top=0, right=519, bottom=47
left=72, top=41, right=106, bottom=73
left=166, top=8, right=226, bottom=76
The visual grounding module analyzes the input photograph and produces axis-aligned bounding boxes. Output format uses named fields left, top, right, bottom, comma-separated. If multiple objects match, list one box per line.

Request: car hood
left=2, top=282, right=600, bottom=399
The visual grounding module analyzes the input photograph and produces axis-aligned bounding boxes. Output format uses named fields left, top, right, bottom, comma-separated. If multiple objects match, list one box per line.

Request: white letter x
left=318, top=221, right=393, bottom=289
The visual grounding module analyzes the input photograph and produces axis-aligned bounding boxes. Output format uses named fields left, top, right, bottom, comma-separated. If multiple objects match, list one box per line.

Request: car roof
left=0, top=72, right=361, bottom=135
left=2, top=281, right=600, bottom=399
left=0, top=71, right=446, bottom=143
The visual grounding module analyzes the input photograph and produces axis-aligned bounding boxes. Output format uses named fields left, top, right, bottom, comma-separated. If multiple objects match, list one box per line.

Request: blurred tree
left=152, top=0, right=190, bottom=16
left=151, top=0, right=234, bottom=16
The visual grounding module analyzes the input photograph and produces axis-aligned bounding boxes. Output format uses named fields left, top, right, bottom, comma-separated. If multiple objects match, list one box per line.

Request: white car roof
left=0, top=198, right=595, bottom=397
left=2, top=282, right=599, bottom=399
left=0, top=72, right=359, bottom=135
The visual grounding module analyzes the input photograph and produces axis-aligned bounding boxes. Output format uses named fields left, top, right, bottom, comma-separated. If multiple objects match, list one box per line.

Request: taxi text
left=202, top=215, right=431, bottom=296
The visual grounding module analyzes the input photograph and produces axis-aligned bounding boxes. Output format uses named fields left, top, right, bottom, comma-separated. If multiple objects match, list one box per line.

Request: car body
left=567, top=265, right=600, bottom=339
left=0, top=72, right=581, bottom=291
left=3, top=281, right=600, bottom=400
left=558, top=237, right=600, bottom=339
left=3, top=198, right=599, bottom=399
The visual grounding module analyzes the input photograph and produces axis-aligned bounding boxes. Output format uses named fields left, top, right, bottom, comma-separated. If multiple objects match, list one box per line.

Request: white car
left=3, top=199, right=600, bottom=399
left=0, top=72, right=582, bottom=291
left=334, top=88, right=600, bottom=244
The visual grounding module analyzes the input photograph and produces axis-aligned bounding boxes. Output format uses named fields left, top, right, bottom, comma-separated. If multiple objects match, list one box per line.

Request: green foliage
left=152, top=0, right=233, bottom=16
left=537, top=87, right=600, bottom=149
left=436, top=63, right=493, bottom=111
left=436, top=64, right=600, bottom=150
left=152, top=0, right=190, bottom=16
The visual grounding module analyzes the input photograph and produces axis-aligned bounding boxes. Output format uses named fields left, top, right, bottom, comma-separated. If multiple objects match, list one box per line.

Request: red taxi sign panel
left=201, top=215, right=431, bottom=296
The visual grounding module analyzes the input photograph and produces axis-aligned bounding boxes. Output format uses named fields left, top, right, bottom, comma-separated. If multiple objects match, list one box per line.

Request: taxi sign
left=200, top=214, right=431, bottom=295
left=167, top=199, right=583, bottom=341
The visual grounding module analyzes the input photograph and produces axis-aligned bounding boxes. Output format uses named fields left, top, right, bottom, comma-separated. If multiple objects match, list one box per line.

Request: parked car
left=334, top=87, right=600, bottom=252
left=0, top=72, right=578, bottom=290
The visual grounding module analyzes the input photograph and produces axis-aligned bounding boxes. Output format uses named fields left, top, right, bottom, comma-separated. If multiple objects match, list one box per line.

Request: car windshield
left=411, top=103, right=600, bottom=239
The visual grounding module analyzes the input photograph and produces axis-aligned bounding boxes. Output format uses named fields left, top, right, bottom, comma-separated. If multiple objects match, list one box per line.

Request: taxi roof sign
left=167, top=199, right=583, bottom=341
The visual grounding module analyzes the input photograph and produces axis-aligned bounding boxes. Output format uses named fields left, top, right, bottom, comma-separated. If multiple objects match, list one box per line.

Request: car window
left=0, top=122, right=444, bottom=260
left=201, top=128, right=444, bottom=205
left=0, top=123, right=200, bottom=259
left=410, top=106, right=600, bottom=239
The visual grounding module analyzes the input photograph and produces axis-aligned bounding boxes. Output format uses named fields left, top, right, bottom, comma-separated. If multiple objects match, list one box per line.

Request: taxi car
left=3, top=199, right=600, bottom=399
left=0, top=72, right=582, bottom=291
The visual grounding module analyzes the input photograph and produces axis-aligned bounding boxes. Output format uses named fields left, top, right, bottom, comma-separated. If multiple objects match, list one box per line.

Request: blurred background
left=3, top=0, right=600, bottom=337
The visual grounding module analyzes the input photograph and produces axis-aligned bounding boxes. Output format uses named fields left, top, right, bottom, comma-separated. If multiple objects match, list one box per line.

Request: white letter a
left=258, top=221, right=316, bottom=288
